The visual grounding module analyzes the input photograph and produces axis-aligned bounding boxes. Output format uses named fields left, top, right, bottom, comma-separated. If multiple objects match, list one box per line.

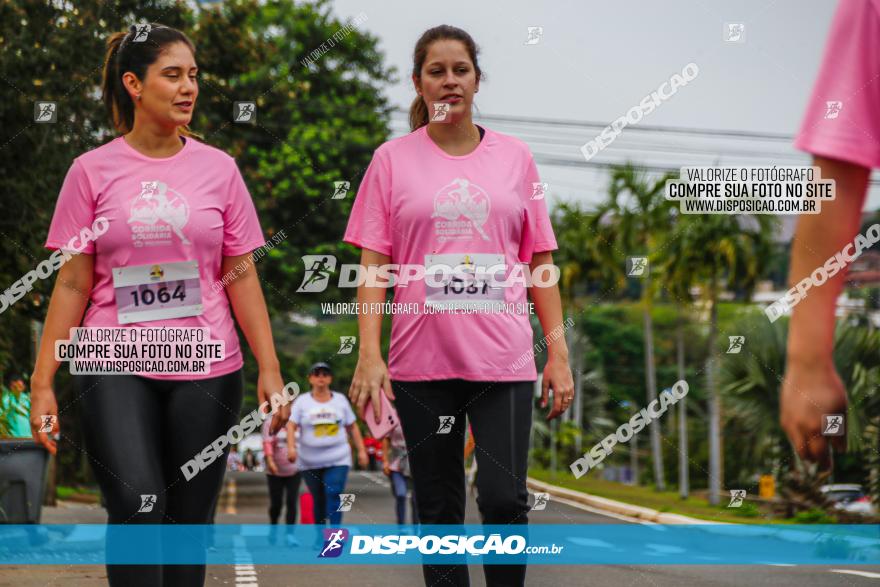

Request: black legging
left=75, top=370, right=244, bottom=587
left=266, top=473, right=301, bottom=524
left=392, top=379, right=533, bottom=587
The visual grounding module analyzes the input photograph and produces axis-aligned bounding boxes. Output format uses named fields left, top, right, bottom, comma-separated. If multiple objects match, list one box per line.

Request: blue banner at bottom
left=1, top=524, right=879, bottom=565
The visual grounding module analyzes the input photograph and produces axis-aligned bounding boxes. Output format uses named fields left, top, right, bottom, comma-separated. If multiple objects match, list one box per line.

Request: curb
left=526, top=477, right=727, bottom=525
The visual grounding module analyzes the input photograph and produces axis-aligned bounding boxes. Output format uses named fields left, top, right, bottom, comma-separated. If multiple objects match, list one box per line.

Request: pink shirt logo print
left=432, top=178, right=491, bottom=241
left=128, top=180, right=192, bottom=247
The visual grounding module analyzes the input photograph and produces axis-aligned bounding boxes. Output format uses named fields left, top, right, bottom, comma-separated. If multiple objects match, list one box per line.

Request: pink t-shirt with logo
left=794, top=0, right=880, bottom=168
left=45, top=136, right=265, bottom=380
left=343, top=125, right=557, bottom=381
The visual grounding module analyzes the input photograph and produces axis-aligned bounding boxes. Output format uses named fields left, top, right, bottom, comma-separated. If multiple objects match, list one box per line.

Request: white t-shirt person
left=289, top=391, right=357, bottom=470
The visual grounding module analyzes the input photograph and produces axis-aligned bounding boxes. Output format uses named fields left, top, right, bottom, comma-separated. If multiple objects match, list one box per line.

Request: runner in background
left=364, top=432, right=380, bottom=471
left=261, top=412, right=302, bottom=525
left=30, top=24, right=288, bottom=587
left=382, top=423, right=418, bottom=527
left=345, top=25, right=574, bottom=587
left=780, top=0, right=880, bottom=467
left=288, top=362, right=368, bottom=527
left=1, top=377, right=30, bottom=438
left=226, top=445, right=243, bottom=472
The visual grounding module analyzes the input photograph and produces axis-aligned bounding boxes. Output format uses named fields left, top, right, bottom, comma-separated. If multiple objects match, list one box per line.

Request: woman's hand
left=266, top=457, right=279, bottom=475
left=780, top=359, right=847, bottom=469
left=287, top=447, right=297, bottom=463
left=357, top=448, right=369, bottom=470
left=29, top=380, right=59, bottom=455
left=383, top=460, right=391, bottom=477
left=542, top=355, right=575, bottom=421
left=259, top=370, right=289, bottom=434
left=349, top=354, right=393, bottom=424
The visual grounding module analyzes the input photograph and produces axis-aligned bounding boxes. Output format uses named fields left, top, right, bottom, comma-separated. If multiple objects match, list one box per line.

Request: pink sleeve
left=517, top=153, right=558, bottom=263
left=222, top=163, right=265, bottom=256
left=45, top=159, right=96, bottom=253
left=343, top=148, right=393, bottom=257
left=793, top=0, right=880, bottom=169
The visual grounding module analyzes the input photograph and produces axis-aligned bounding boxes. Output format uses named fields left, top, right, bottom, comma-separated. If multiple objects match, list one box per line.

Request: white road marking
left=830, top=569, right=880, bottom=579
left=233, top=534, right=258, bottom=586
left=547, top=493, right=656, bottom=525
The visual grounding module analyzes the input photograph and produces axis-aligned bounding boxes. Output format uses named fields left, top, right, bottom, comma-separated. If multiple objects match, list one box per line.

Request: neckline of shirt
left=420, top=124, right=489, bottom=160
left=118, top=134, right=193, bottom=162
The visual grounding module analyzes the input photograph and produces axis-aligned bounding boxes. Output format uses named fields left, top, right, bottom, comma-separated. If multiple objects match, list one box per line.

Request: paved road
left=2, top=469, right=880, bottom=586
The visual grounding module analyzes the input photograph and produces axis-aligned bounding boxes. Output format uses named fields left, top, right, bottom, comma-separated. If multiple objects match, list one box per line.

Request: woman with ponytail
left=345, top=25, right=574, bottom=587
left=31, top=24, right=288, bottom=586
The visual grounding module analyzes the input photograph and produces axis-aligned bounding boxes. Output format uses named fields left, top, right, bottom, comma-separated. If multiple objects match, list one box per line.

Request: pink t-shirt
left=45, top=135, right=265, bottom=380
left=343, top=125, right=557, bottom=381
left=261, top=417, right=298, bottom=477
left=794, top=0, right=880, bottom=168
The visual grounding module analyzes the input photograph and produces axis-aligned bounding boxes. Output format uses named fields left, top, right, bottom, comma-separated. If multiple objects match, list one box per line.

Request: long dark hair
left=101, top=23, right=197, bottom=136
left=409, top=25, right=482, bottom=131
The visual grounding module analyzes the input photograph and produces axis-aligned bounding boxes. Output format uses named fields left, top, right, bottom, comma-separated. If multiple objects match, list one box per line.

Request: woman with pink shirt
left=261, top=416, right=302, bottom=525
left=29, top=24, right=288, bottom=587
left=781, top=0, right=880, bottom=468
left=345, top=25, right=574, bottom=587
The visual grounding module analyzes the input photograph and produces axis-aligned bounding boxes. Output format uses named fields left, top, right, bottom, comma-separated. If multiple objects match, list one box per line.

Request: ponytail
left=409, top=96, right=429, bottom=132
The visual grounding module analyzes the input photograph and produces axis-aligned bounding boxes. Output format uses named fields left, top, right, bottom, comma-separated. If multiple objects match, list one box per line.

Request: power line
left=390, top=108, right=795, bottom=142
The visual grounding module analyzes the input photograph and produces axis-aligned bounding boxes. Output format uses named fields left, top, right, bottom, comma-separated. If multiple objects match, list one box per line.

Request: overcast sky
left=330, top=0, right=880, bottom=210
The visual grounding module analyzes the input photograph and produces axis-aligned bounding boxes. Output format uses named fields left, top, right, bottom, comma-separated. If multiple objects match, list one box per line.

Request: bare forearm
left=528, top=252, right=569, bottom=362
left=32, top=259, right=92, bottom=386
left=357, top=249, right=390, bottom=358
left=786, top=157, right=869, bottom=366
left=224, top=258, right=279, bottom=373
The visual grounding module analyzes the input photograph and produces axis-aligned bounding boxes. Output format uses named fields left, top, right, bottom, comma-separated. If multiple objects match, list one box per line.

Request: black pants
left=266, top=473, right=301, bottom=524
left=392, top=379, right=533, bottom=587
left=76, top=370, right=244, bottom=587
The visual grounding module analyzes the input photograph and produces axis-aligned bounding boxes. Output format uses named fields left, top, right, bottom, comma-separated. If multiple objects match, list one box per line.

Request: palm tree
left=681, top=214, right=776, bottom=504
left=591, top=163, right=677, bottom=490
left=657, top=210, right=700, bottom=498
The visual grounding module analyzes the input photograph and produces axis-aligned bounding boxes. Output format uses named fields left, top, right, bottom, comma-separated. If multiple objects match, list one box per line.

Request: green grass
left=529, top=468, right=786, bottom=525
left=56, top=485, right=99, bottom=500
